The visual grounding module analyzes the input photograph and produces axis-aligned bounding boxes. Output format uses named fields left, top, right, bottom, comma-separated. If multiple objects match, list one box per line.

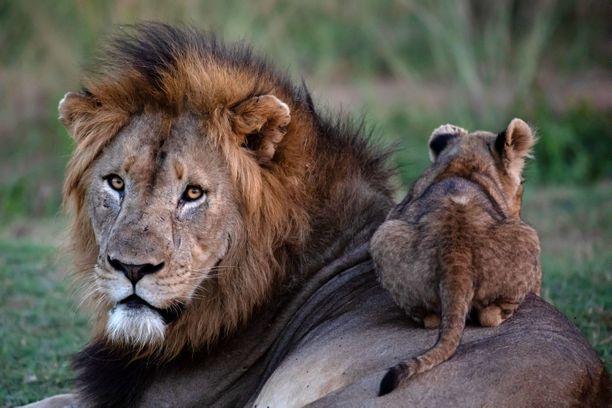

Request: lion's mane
left=63, top=23, right=394, bottom=360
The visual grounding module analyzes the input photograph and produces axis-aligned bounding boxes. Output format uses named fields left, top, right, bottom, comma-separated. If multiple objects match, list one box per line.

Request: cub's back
left=371, top=176, right=509, bottom=309
left=398, top=177, right=504, bottom=228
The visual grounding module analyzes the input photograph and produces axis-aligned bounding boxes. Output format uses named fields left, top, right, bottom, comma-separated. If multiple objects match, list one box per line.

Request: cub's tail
left=379, top=273, right=473, bottom=396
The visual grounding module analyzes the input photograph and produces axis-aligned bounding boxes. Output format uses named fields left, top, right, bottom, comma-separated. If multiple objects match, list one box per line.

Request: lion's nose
left=107, top=256, right=165, bottom=284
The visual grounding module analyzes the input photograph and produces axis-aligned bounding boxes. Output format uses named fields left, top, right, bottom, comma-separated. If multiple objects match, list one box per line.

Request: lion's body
left=30, top=259, right=606, bottom=407
left=26, top=24, right=608, bottom=408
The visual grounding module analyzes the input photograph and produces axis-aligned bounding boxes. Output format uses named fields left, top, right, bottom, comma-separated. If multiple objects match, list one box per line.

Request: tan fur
left=371, top=119, right=541, bottom=394
left=59, top=33, right=321, bottom=360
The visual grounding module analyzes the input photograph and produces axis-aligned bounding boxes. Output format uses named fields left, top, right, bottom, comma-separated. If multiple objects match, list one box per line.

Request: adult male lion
left=29, top=24, right=607, bottom=407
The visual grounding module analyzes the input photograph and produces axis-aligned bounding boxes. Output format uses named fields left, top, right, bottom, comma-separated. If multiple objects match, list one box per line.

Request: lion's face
left=60, top=82, right=300, bottom=355
left=87, top=112, right=239, bottom=346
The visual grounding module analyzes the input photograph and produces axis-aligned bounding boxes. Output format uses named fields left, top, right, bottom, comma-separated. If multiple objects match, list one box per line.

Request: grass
left=524, top=183, right=612, bottom=364
left=0, top=238, right=87, bottom=407
left=0, top=184, right=610, bottom=406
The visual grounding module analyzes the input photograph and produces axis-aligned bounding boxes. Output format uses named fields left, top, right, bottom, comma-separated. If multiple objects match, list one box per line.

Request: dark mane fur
left=73, top=342, right=158, bottom=407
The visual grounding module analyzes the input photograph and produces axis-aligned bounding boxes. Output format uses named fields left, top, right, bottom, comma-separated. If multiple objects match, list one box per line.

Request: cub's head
left=59, top=24, right=312, bottom=358
left=421, top=118, right=535, bottom=217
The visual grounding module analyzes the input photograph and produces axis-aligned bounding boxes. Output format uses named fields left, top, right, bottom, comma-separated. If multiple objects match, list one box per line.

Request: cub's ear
left=428, top=124, right=467, bottom=162
left=58, top=91, right=98, bottom=141
left=230, top=94, right=291, bottom=165
left=495, top=118, right=535, bottom=174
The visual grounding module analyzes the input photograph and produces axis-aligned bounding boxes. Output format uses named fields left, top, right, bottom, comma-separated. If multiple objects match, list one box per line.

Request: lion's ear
left=495, top=118, right=535, bottom=175
left=428, top=124, right=467, bottom=162
left=230, top=94, right=291, bottom=165
left=58, top=91, right=98, bottom=141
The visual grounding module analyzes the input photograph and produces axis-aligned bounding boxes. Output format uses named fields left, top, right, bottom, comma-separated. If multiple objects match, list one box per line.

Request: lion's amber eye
left=107, top=175, right=125, bottom=192
left=183, top=185, right=204, bottom=202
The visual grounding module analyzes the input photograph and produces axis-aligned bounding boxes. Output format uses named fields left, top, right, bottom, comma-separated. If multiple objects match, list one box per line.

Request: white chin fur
left=106, top=304, right=166, bottom=346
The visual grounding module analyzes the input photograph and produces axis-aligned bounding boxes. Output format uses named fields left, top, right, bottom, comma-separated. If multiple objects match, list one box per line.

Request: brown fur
left=371, top=120, right=542, bottom=395
left=59, top=24, right=394, bottom=364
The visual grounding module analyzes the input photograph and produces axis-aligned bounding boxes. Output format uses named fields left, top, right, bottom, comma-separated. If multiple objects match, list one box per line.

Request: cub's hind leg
left=370, top=219, right=435, bottom=319
left=487, top=221, right=542, bottom=296
left=370, top=219, right=420, bottom=273
left=476, top=221, right=542, bottom=328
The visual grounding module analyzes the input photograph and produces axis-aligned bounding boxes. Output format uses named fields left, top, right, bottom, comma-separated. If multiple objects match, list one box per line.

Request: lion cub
left=371, top=118, right=541, bottom=396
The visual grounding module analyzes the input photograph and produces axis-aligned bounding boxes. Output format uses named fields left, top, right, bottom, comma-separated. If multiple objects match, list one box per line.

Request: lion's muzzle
left=107, top=255, right=165, bottom=285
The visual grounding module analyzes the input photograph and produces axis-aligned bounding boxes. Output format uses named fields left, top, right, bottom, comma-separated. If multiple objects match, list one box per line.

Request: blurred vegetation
left=1, top=0, right=611, bottom=220
left=0, top=1, right=610, bottom=405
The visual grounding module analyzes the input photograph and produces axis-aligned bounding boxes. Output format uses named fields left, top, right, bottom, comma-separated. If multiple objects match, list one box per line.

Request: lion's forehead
left=96, top=113, right=221, bottom=185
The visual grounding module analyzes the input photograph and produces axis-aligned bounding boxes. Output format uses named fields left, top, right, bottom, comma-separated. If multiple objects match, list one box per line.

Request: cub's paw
left=423, top=314, right=440, bottom=329
left=479, top=304, right=503, bottom=327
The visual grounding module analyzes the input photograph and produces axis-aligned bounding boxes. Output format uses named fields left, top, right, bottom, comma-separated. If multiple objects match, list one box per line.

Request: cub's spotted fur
left=371, top=119, right=541, bottom=396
